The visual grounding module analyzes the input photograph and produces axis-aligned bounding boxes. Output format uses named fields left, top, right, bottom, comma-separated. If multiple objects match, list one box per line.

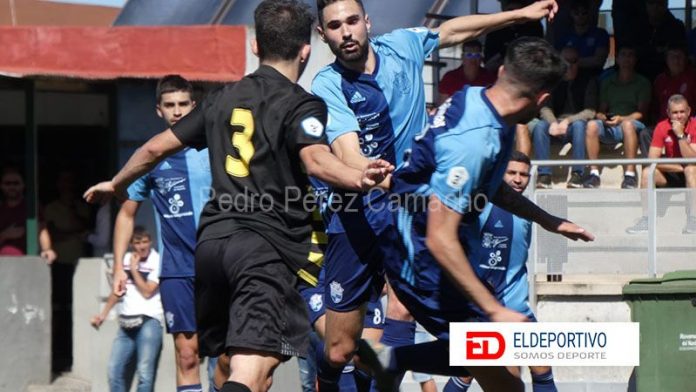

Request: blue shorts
left=592, top=119, right=645, bottom=144
left=323, top=230, right=385, bottom=312
left=301, top=269, right=385, bottom=329
left=159, top=277, right=197, bottom=334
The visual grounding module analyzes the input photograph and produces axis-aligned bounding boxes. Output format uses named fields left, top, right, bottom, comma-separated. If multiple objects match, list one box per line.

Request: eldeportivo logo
left=450, top=322, right=640, bottom=366
left=466, top=331, right=506, bottom=360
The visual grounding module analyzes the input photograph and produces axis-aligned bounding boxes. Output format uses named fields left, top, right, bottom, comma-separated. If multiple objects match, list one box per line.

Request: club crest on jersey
left=330, top=281, right=344, bottom=304
left=309, top=293, right=323, bottom=312
left=446, top=167, right=469, bottom=189
left=302, top=117, right=324, bottom=138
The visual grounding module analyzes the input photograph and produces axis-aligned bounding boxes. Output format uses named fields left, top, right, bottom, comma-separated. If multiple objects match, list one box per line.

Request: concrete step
left=26, top=374, right=90, bottom=392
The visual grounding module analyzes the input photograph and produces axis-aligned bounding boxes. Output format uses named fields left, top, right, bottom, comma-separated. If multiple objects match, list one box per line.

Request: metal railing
left=528, top=157, right=696, bottom=279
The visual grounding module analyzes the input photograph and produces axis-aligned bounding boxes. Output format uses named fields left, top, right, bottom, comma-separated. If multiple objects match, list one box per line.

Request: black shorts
left=664, top=171, right=686, bottom=188
left=195, top=229, right=311, bottom=359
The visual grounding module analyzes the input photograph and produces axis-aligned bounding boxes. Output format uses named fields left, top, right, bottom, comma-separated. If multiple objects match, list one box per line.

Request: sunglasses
left=463, top=52, right=483, bottom=59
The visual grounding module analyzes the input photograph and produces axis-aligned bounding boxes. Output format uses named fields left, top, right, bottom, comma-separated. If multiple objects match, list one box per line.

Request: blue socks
left=444, top=377, right=471, bottom=392
left=178, top=384, right=203, bottom=392
left=531, top=368, right=557, bottom=392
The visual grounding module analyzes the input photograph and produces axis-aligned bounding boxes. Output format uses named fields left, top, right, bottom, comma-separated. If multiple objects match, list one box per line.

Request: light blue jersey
left=127, top=148, right=211, bottom=278
left=463, top=203, right=533, bottom=317
left=388, top=86, right=516, bottom=291
left=311, top=27, right=439, bottom=234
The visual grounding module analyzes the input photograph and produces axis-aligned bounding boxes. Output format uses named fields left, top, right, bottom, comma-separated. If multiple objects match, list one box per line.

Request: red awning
left=0, top=25, right=247, bottom=82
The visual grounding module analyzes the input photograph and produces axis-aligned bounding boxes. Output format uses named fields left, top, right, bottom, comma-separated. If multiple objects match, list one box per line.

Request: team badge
left=302, top=117, right=324, bottom=138
left=309, top=293, right=323, bottom=312
left=330, top=281, right=344, bottom=304
left=446, top=167, right=469, bottom=189
left=165, top=311, right=175, bottom=329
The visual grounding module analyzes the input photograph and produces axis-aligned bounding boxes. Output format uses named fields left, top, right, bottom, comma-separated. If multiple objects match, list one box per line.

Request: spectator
left=653, top=45, right=696, bottom=121
left=437, top=40, right=496, bottom=104
left=584, top=45, right=651, bottom=189
left=627, top=94, right=696, bottom=234
left=638, top=0, right=687, bottom=80
left=612, top=0, right=648, bottom=51
left=533, top=46, right=597, bottom=189
left=554, top=0, right=609, bottom=77
left=0, top=166, right=56, bottom=261
left=91, top=226, right=163, bottom=392
left=483, top=0, right=544, bottom=73
left=45, top=169, right=91, bottom=374
left=88, top=201, right=112, bottom=257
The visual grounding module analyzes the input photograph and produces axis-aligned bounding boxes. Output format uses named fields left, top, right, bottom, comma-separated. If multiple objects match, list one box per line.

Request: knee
left=586, top=121, right=599, bottom=137
left=621, top=120, right=637, bottom=136
left=325, top=341, right=354, bottom=367
left=177, top=344, right=200, bottom=370
left=685, top=165, right=696, bottom=180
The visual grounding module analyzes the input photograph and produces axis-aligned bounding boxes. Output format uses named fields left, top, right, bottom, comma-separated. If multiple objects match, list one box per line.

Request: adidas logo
left=350, top=91, right=366, bottom=104
left=160, top=161, right=172, bottom=170
left=494, top=220, right=504, bottom=229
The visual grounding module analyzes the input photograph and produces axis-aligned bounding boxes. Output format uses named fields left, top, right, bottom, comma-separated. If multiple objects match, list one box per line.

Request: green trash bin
left=623, top=270, right=696, bottom=392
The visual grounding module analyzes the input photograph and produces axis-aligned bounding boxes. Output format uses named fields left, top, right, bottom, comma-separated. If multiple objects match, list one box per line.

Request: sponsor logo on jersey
left=482, top=232, right=509, bottom=249
left=350, top=90, right=367, bottom=104
left=154, top=177, right=186, bottom=194
left=446, top=167, right=470, bottom=189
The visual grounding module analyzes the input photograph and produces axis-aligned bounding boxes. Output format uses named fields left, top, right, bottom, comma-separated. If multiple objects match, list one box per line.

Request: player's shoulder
left=431, top=87, right=500, bottom=137
left=312, top=64, right=343, bottom=89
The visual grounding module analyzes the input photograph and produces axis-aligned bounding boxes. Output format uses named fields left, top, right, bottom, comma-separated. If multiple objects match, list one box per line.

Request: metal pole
left=687, top=0, right=693, bottom=31
left=647, top=163, right=657, bottom=277
left=24, top=79, right=38, bottom=255
left=529, top=164, right=539, bottom=311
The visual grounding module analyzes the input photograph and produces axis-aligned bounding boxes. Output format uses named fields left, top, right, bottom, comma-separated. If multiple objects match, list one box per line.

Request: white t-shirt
left=120, top=250, right=163, bottom=323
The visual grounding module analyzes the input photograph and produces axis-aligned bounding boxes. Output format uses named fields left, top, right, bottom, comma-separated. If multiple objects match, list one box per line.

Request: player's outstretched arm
left=426, top=194, right=528, bottom=323
left=493, top=183, right=595, bottom=242
left=111, top=200, right=140, bottom=297
left=437, top=0, right=558, bottom=48
left=83, top=129, right=184, bottom=204
left=299, top=144, right=394, bottom=191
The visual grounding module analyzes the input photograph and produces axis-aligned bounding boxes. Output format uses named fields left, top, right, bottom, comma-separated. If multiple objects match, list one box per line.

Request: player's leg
left=223, top=350, right=282, bottom=392
left=443, top=377, right=471, bottom=392
left=161, top=277, right=202, bottom=391
left=529, top=366, right=557, bottom=392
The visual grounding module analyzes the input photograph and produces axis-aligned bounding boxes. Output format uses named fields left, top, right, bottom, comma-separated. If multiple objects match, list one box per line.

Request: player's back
left=172, top=64, right=329, bottom=282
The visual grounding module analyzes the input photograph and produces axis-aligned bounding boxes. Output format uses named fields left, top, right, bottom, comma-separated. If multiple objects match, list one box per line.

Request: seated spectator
left=637, top=0, right=687, bottom=80
left=554, top=0, right=609, bottom=77
left=437, top=40, right=496, bottom=104
left=90, top=226, right=163, bottom=392
left=0, top=166, right=56, bottom=262
left=585, top=45, right=651, bottom=189
left=653, top=45, right=696, bottom=121
left=626, top=95, right=696, bottom=234
left=483, top=0, right=543, bottom=73
left=533, top=46, right=597, bottom=189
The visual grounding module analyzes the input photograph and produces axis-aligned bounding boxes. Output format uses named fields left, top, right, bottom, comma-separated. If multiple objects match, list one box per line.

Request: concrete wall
left=0, top=257, right=51, bottom=392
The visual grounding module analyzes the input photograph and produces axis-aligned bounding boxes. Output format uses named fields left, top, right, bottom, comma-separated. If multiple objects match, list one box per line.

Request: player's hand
left=548, top=121, right=567, bottom=137
left=83, top=181, right=126, bottom=205
left=489, top=307, right=529, bottom=323
left=40, top=249, right=57, bottom=265
left=90, top=314, right=105, bottom=329
left=520, top=0, right=558, bottom=23
left=112, top=268, right=128, bottom=297
left=360, top=159, right=395, bottom=191
left=129, top=252, right=140, bottom=271
left=552, top=220, right=595, bottom=242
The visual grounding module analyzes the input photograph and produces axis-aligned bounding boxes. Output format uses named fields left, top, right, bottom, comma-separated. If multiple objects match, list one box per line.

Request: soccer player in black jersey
left=83, top=1, right=393, bottom=391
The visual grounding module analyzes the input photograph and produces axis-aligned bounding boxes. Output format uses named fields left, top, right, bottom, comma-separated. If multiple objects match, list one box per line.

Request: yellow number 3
left=225, top=108, right=255, bottom=178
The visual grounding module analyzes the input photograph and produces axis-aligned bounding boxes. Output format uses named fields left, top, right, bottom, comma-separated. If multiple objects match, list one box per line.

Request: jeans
left=532, top=119, right=587, bottom=175
left=298, top=332, right=320, bottom=392
left=207, top=356, right=219, bottom=392
left=108, top=316, right=163, bottom=392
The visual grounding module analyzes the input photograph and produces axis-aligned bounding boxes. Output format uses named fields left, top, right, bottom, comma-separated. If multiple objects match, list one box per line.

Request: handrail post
left=529, top=164, right=538, bottom=311
left=647, top=163, right=657, bottom=277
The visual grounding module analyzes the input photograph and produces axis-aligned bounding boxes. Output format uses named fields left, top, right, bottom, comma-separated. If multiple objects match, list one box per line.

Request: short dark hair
left=463, top=40, right=483, bottom=52
left=317, top=0, right=365, bottom=25
left=255, top=0, right=314, bottom=61
left=616, top=43, right=637, bottom=55
left=156, top=75, right=193, bottom=103
left=509, top=151, right=531, bottom=166
left=666, top=43, right=688, bottom=56
left=132, top=226, right=151, bottom=241
left=503, top=37, right=567, bottom=97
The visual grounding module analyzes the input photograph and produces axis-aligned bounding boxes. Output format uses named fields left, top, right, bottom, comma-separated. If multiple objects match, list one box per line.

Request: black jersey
left=171, top=65, right=328, bottom=285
